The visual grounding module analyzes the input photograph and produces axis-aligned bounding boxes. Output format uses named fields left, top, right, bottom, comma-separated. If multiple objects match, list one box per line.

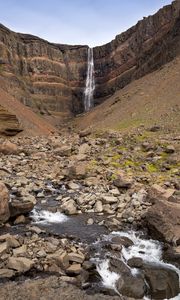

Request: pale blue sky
left=0, top=0, right=172, bottom=46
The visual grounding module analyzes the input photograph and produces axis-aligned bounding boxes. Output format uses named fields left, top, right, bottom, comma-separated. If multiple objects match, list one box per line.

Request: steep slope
left=0, top=0, right=179, bottom=119
left=0, top=78, right=57, bottom=135
left=75, top=55, right=180, bottom=133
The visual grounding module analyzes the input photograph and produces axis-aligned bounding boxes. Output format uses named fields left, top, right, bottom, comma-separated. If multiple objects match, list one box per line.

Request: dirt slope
left=75, top=56, right=180, bottom=133
left=0, top=82, right=57, bottom=136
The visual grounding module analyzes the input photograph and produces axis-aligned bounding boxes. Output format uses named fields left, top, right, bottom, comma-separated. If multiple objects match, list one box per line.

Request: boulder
left=61, top=199, right=77, bottom=215
left=143, top=264, right=180, bottom=299
left=0, top=141, right=18, bottom=155
left=0, top=182, right=10, bottom=223
left=113, top=172, right=133, bottom=189
left=47, top=250, right=69, bottom=270
left=7, top=257, right=34, bottom=272
left=94, top=200, right=103, bottom=212
left=144, top=199, right=180, bottom=244
left=68, top=253, right=85, bottom=264
left=111, top=236, right=134, bottom=247
left=127, top=257, right=143, bottom=268
left=66, top=264, right=82, bottom=275
left=148, top=184, right=175, bottom=201
left=116, top=274, right=146, bottom=299
left=66, top=163, right=87, bottom=180
left=54, top=145, right=72, bottom=157
left=9, top=200, right=34, bottom=217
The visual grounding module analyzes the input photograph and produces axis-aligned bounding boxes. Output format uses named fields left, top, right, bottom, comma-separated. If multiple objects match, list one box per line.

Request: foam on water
left=95, top=231, right=180, bottom=300
left=96, top=259, right=120, bottom=291
left=31, top=209, right=68, bottom=224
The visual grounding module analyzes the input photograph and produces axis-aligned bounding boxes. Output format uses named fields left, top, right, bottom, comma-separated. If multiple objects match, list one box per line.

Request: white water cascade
left=84, top=47, right=95, bottom=112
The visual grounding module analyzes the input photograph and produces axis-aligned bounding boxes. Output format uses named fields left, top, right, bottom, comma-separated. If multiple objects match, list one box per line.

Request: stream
left=30, top=208, right=180, bottom=300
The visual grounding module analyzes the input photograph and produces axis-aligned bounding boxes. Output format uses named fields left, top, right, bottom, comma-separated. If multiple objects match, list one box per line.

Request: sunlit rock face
left=0, top=0, right=179, bottom=116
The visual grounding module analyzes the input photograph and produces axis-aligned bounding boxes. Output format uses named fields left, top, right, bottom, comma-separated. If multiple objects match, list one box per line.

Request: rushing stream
left=31, top=209, right=180, bottom=300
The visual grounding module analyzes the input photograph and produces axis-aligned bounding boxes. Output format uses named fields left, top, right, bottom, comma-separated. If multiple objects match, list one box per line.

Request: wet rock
left=9, top=200, right=34, bottom=217
left=111, top=236, right=134, bottom=247
left=61, top=199, right=77, bottom=215
left=116, top=273, right=146, bottom=299
left=127, top=257, right=143, bottom=268
left=143, top=264, right=180, bottom=299
left=0, top=182, right=10, bottom=223
left=163, top=245, right=180, bottom=267
left=0, top=141, right=18, bottom=155
left=109, top=258, right=130, bottom=275
left=7, top=257, right=34, bottom=272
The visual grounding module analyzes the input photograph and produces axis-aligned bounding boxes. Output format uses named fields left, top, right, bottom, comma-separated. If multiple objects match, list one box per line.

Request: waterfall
left=84, top=47, right=95, bottom=112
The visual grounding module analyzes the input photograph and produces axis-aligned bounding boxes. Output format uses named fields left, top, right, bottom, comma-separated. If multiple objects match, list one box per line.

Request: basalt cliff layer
left=0, top=0, right=179, bottom=123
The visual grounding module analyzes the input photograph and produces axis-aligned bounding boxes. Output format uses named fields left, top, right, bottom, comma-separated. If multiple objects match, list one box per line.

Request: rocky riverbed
left=0, top=128, right=179, bottom=299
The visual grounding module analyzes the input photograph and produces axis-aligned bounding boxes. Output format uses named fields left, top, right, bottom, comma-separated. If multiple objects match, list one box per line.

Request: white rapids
left=31, top=209, right=68, bottom=224
left=96, top=231, right=180, bottom=300
left=84, top=47, right=95, bottom=112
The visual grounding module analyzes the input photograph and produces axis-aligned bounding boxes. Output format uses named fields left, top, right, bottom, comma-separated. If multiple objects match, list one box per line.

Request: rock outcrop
left=0, top=0, right=179, bottom=118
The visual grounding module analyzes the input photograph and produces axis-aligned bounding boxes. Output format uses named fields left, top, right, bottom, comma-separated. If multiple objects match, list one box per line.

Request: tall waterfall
left=84, top=47, right=95, bottom=112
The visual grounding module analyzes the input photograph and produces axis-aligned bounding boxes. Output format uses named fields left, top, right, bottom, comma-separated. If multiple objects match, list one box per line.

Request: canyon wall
left=0, top=0, right=180, bottom=117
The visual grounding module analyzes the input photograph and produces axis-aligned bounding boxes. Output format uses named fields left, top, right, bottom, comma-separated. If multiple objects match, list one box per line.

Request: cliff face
left=0, top=27, right=88, bottom=117
left=0, top=0, right=180, bottom=117
left=93, top=0, right=180, bottom=105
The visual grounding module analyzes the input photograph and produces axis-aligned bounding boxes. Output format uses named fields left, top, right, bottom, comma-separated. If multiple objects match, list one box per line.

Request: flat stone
left=102, top=195, right=117, bottom=204
left=0, top=269, right=15, bottom=278
left=7, top=257, right=34, bottom=272
left=68, top=253, right=85, bottom=264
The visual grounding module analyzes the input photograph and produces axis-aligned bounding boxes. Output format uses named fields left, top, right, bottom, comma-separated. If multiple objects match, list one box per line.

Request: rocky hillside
left=75, top=55, right=180, bottom=133
left=0, top=0, right=179, bottom=121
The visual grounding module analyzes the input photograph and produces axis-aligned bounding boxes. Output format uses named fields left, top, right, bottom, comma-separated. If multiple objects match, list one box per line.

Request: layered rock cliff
left=0, top=0, right=179, bottom=118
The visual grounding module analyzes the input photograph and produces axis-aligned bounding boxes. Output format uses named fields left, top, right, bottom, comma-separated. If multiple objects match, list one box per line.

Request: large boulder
left=143, top=264, right=180, bottom=299
left=0, top=182, right=10, bottom=223
left=7, top=257, right=34, bottom=273
left=9, top=200, right=34, bottom=217
left=144, top=198, right=180, bottom=244
left=116, top=274, right=146, bottom=299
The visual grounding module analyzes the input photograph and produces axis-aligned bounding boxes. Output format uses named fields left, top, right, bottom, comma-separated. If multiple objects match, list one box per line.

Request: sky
left=0, top=0, right=172, bottom=47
